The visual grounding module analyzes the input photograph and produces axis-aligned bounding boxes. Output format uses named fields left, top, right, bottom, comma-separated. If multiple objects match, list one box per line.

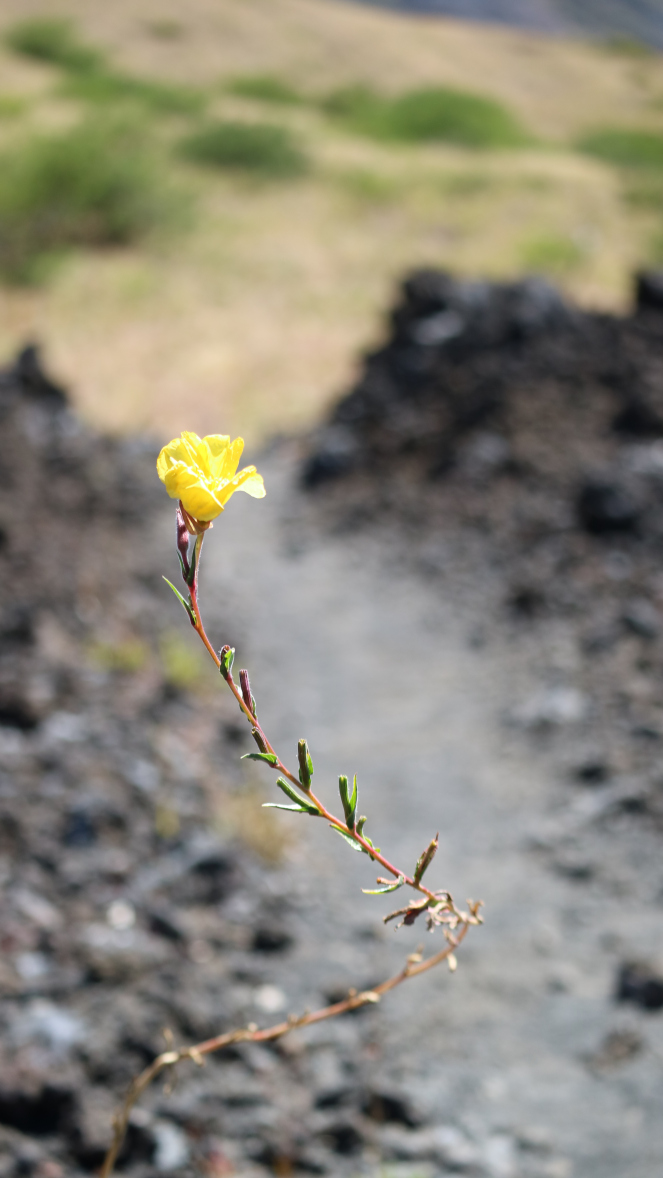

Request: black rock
left=577, top=478, right=642, bottom=534
left=0, top=343, right=68, bottom=408
left=635, top=270, right=663, bottom=315
left=301, top=426, right=361, bottom=488
left=622, top=597, right=661, bottom=639
left=617, top=961, right=663, bottom=1010
left=251, top=924, right=293, bottom=953
left=362, top=1088, right=422, bottom=1127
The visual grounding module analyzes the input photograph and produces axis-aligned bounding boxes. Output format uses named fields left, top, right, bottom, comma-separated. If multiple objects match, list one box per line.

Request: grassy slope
left=0, top=0, right=661, bottom=442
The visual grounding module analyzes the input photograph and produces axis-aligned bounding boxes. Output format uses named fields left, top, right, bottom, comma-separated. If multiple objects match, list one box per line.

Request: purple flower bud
left=239, top=669, right=256, bottom=717
left=176, top=504, right=191, bottom=581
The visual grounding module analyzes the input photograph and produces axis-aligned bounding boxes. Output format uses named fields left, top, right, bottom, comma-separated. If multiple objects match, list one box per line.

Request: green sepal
left=163, top=577, right=196, bottom=625
left=242, top=752, right=278, bottom=766
left=356, top=815, right=367, bottom=836
left=362, top=875, right=405, bottom=895
left=275, top=777, right=319, bottom=815
left=298, top=739, right=313, bottom=789
left=332, top=826, right=362, bottom=851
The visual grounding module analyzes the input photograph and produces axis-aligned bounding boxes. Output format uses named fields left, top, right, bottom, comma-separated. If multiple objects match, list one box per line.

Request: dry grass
left=0, top=0, right=660, bottom=442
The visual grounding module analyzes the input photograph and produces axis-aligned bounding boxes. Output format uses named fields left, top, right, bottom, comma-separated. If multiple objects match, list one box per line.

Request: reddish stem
left=184, top=530, right=450, bottom=908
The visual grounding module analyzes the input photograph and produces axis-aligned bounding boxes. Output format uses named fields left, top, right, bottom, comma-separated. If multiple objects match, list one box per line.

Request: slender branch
left=185, top=529, right=458, bottom=913
left=100, top=923, right=469, bottom=1178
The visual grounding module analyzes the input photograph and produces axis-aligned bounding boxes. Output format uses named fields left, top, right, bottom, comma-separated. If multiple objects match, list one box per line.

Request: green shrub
left=333, top=165, right=402, bottom=203
left=577, top=127, right=663, bottom=168
left=0, top=95, right=26, bottom=118
left=322, top=84, right=529, bottom=148
left=178, top=119, right=308, bottom=177
left=5, top=16, right=101, bottom=73
left=145, top=19, right=186, bottom=41
left=227, top=73, right=303, bottom=105
left=520, top=232, right=585, bottom=275
left=320, top=83, right=382, bottom=122
left=600, top=35, right=654, bottom=58
left=0, top=119, right=169, bottom=283
left=6, top=17, right=203, bottom=116
left=648, top=229, right=663, bottom=264
left=60, top=68, right=205, bottom=115
left=622, top=172, right=663, bottom=208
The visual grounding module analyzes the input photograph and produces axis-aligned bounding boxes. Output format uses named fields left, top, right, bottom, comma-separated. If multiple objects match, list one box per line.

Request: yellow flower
left=157, top=431, right=265, bottom=523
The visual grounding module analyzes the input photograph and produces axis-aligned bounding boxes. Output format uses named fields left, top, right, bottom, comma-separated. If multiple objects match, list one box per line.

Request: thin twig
left=187, top=529, right=459, bottom=914
left=100, top=923, right=469, bottom=1178
left=99, top=504, right=481, bottom=1176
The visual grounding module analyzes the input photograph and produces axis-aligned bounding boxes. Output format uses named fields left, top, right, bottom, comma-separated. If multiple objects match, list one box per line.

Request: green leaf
left=275, top=777, right=319, bottom=815
left=356, top=815, right=367, bottom=836
left=241, top=752, right=278, bottom=766
left=361, top=835, right=381, bottom=859
left=362, top=875, right=405, bottom=895
left=338, top=774, right=356, bottom=830
left=163, top=577, right=195, bottom=624
left=332, top=826, right=362, bottom=851
left=263, top=802, right=313, bottom=813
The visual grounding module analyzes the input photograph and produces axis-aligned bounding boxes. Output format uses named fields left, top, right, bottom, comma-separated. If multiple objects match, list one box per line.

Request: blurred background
left=0, top=0, right=662, bottom=440
left=2, top=3, right=663, bottom=1178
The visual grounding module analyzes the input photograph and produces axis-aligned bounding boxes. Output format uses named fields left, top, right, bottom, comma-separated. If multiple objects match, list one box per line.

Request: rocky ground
left=1, top=271, right=663, bottom=1178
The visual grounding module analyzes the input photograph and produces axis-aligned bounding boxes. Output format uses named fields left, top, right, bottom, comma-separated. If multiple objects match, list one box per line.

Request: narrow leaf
left=263, top=802, right=311, bottom=813
left=241, top=752, right=278, bottom=766
left=362, top=875, right=405, bottom=895
left=275, top=777, right=319, bottom=815
left=356, top=815, right=367, bottom=836
left=332, top=826, right=362, bottom=851
left=349, top=774, right=358, bottom=816
left=361, top=835, right=381, bottom=858
left=338, top=774, right=356, bottom=830
left=414, top=833, right=439, bottom=885
left=162, top=577, right=195, bottom=624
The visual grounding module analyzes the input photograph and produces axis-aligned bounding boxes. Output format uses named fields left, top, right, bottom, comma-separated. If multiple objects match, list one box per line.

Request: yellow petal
left=178, top=478, right=225, bottom=521
left=203, top=434, right=231, bottom=478
left=157, top=432, right=265, bottom=518
left=218, top=466, right=266, bottom=504
left=222, top=436, right=245, bottom=480
left=157, top=437, right=191, bottom=482
left=238, top=471, right=266, bottom=499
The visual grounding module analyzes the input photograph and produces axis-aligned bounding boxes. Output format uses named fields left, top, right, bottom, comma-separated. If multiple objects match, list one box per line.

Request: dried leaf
left=414, top=833, right=439, bottom=886
left=362, top=874, right=405, bottom=895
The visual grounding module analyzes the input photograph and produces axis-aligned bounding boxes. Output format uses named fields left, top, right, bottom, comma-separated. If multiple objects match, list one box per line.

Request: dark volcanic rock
left=617, top=961, right=663, bottom=1011
left=301, top=267, right=663, bottom=836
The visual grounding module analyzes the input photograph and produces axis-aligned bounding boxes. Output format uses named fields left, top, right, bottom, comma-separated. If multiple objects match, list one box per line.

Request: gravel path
left=202, top=445, right=663, bottom=1178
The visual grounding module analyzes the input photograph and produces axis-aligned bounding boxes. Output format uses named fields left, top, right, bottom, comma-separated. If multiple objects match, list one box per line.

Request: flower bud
left=414, top=833, right=439, bottom=885
left=338, top=774, right=357, bottom=831
left=176, top=505, right=191, bottom=582
left=219, top=645, right=235, bottom=681
left=297, top=739, right=313, bottom=790
left=239, top=669, right=257, bottom=717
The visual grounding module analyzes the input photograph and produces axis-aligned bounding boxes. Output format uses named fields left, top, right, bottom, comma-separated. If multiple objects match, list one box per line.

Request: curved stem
left=185, top=531, right=455, bottom=910
left=100, top=922, right=468, bottom=1178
